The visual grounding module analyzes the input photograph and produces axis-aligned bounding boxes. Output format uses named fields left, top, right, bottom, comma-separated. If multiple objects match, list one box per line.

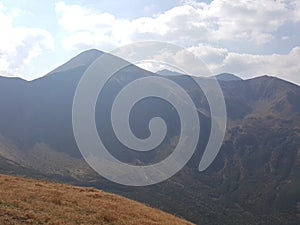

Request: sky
left=0, top=0, right=299, bottom=84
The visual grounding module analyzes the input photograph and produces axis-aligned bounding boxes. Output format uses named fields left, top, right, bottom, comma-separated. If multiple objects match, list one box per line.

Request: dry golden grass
left=0, top=174, right=194, bottom=225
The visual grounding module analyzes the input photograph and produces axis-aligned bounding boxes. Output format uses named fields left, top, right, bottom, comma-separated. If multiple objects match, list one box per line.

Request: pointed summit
left=214, top=73, right=242, bottom=81
left=48, top=49, right=104, bottom=75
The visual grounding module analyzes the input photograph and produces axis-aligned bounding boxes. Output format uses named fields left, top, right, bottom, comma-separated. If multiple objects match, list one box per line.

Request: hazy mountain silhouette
left=48, top=49, right=104, bottom=74
left=156, top=70, right=242, bottom=81
left=214, top=73, right=242, bottom=81
left=0, top=49, right=299, bottom=225
left=156, top=69, right=186, bottom=76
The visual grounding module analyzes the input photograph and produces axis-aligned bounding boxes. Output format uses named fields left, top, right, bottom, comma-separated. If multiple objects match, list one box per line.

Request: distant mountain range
left=0, top=49, right=299, bottom=225
left=157, top=69, right=242, bottom=81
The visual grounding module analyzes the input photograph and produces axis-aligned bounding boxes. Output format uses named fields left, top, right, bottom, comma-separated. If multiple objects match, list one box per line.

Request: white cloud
left=55, top=0, right=300, bottom=84
left=187, top=44, right=300, bottom=84
left=55, top=2, right=131, bottom=51
left=130, top=43, right=300, bottom=83
left=0, top=3, right=54, bottom=77
left=219, top=47, right=300, bottom=83
left=55, top=0, right=300, bottom=51
left=55, top=2, right=210, bottom=49
left=189, top=44, right=228, bottom=70
left=203, top=0, right=297, bottom=44
left=0, top=0, right=298, bottom=83
left=110, top=42, right=300, bottom=85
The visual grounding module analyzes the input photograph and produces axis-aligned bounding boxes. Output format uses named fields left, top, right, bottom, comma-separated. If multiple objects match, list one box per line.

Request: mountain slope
left=214, top=73, right=242, bottom=81
left=0, top=49, right=299, bottom=224
left=48, top=49, right=103, bottom=75
left=0, top=174, right=193, bottom=225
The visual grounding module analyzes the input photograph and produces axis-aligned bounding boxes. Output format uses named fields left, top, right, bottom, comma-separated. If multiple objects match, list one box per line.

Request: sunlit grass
left=0, top=174, right=193, bottom=225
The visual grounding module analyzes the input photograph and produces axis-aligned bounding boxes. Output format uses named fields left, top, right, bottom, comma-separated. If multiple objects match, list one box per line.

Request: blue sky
left=0, top=0, right=299, bottom=84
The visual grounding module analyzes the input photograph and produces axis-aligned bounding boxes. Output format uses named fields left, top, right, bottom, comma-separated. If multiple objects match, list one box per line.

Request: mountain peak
left=214, top=73, right=242, bottom=81
left=48, top=49, right=104, bottom=75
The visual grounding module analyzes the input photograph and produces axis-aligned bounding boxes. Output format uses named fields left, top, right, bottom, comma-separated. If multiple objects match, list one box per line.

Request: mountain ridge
left=0, top=49, right=298, bottom=88
left=47, top=49, right=104, bottom=75
left=215, top=73, right=242, bottom=81
left=0, top=49, right=299, bottom=224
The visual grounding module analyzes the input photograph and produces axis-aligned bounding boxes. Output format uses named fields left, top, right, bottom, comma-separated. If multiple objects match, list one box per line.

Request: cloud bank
left=0, top=0, right=299, bottom=84
left=0, top=3, right=54, bottom=77
left=54, top=0, right=300, bottom=84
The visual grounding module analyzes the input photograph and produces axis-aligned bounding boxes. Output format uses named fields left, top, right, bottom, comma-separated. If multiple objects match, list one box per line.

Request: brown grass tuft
left=0, top=174, right=194, bottom=225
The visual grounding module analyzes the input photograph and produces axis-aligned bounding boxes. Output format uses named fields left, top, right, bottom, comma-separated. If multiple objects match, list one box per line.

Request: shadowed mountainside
left=0, top=49, right=299, bottom=224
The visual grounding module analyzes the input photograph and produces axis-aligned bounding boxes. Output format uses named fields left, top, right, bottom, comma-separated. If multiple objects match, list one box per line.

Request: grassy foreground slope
left=0, top=174, right=193, bottom=225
